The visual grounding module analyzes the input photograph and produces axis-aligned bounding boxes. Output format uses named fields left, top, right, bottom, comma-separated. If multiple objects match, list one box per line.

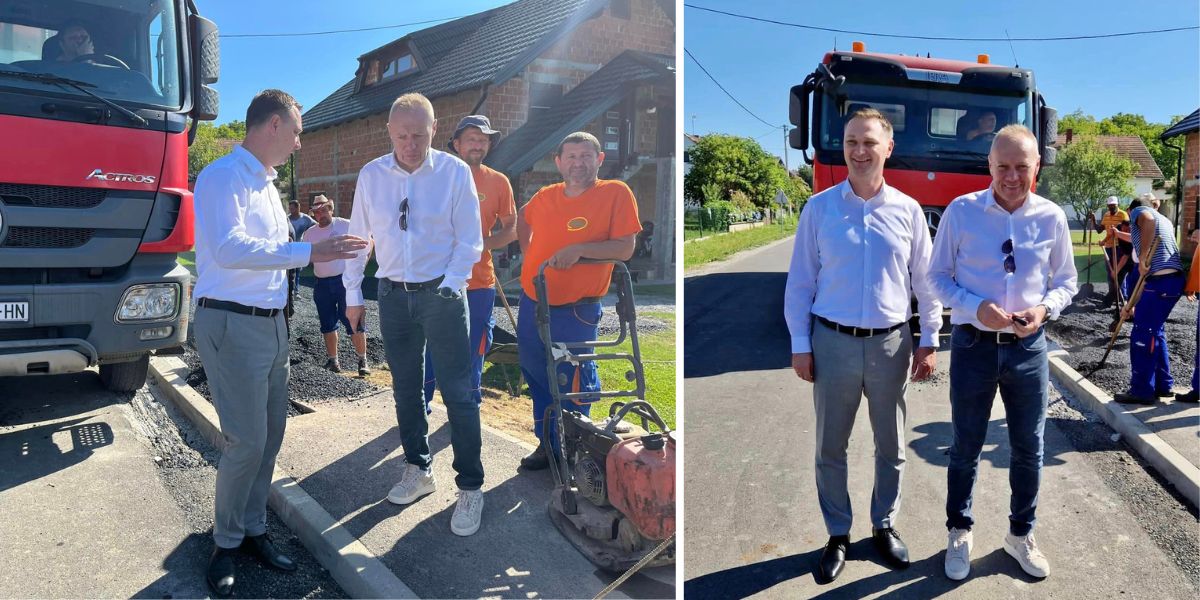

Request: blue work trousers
left=946, top=325, right=1048, bottom=537
left=1129, top=274, right=1184, bottom=398
left=516, top=293, right=602, bottom=442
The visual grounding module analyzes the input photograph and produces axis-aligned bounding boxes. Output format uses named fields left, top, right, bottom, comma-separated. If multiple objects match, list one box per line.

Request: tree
left=188, top=120, right=249, bottom=180
left=684, top=134, right=795, bottom=209
left=1058, top=110, right=1181, bottom=182
left=1041, top=136, right=1135, bottom=244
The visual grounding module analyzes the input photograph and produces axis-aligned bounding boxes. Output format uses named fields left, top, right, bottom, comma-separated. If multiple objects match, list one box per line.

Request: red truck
left=789, top=41, right=1058, bottom=237
left=0, top=0, right=219, bottom=391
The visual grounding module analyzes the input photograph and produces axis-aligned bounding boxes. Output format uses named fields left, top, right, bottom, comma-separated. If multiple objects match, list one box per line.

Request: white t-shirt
left=301, top=217, right=351, bottom=278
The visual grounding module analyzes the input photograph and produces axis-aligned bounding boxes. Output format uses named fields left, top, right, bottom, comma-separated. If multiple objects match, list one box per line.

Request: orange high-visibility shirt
left=520, top=180, right=642, bottom=305
left=465, top=165, right=516, bottom=290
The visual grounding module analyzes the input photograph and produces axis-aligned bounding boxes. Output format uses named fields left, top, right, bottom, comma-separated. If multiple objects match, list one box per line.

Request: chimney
left=1065, top=128, right=1073, bottom=144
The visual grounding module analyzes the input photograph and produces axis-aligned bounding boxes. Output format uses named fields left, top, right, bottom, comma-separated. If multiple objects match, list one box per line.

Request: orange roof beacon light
left=977, top=54, right=990, bottom=64
left=852, top=40, right=865, bottom=53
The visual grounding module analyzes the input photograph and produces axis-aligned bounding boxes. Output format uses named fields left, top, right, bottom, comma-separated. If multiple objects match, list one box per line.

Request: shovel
left=1085, top=234, right=1158, bottom=377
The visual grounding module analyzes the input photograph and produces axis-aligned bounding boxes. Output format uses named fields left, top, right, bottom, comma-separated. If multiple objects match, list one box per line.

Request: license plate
left=0, top=302, right=29, bottom=322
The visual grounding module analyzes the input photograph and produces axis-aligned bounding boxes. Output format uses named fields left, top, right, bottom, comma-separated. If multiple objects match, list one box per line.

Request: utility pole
left=782, top=125, right=789, bottom=173
left=691, top=114, right=697, bottom=135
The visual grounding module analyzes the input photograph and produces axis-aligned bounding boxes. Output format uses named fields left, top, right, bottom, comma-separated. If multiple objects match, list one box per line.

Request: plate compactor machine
left=533, top=260, right=675, bottom=574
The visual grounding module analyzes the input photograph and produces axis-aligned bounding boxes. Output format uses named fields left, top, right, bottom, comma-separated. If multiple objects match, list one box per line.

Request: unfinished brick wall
left=1181, top=131, right=1199, bottom=256
left=296, top=0, right=674, bottom=220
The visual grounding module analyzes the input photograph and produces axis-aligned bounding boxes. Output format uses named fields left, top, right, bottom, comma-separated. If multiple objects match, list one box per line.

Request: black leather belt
left=816, top=315, right=904, bottom=337
left=391, top=275, right=444, bottom=292
left=198, top=297, right=280, bottom=317
left=960, top=323, right=1019, bottom=345
left=552, top=296, right=602, bottom=308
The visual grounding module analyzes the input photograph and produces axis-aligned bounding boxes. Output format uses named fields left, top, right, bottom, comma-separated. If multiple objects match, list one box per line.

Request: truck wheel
left=923, top=206, right=944, bottom=239
left=100, top=354, right=150, bottom=392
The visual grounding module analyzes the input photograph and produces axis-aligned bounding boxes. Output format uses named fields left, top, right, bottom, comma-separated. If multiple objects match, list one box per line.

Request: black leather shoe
left=817, top=535, right=849, bottom=584
left=241, top=533, right=297, bottom=572
left=1156, top=389, right=1176, bottom=398
left=519, top=442, right=550, bottom=471
left=1176, top=390, right=1199, bottom=403
left=872, top=527, right=911, bottom=569
left=206, top=547, right=237, bottom=598
left=1115, top=392, right=1156, bottom=405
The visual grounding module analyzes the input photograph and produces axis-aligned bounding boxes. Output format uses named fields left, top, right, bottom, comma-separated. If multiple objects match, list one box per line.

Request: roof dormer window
left=381, top=53, right=416, bottom=80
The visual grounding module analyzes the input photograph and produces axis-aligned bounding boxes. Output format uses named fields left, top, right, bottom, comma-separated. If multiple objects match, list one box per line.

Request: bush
left=699, top=200, right=736, bottom=231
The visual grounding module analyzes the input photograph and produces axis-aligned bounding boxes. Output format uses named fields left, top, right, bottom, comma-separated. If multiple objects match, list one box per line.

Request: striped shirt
left=1129, top=206, right=1182, bottom=273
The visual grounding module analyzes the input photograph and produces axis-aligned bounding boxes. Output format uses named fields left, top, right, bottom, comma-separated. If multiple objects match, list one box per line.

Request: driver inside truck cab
left=57, top=24, right=94, bottom=61
left=958, top=109, right=998, bottom=142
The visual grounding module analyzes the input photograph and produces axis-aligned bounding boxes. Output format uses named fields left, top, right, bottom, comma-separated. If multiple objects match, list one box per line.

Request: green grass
left=1071, top=231, right=1120, bottom=284
left=683, top=228, right=705, bottom=241
left=684, top=218, right=798, bottom=270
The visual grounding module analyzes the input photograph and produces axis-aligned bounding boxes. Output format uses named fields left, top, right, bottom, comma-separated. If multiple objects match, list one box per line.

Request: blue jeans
left=377, top=278, right=483, bottom=490
left=423, top=287, right=497, bottom=411
left=1129, top=274, right=1184, bottom=397
left=1192, top=301, right=1199, bottom=393
left=516, top=293, right=602, bottom=442
left=946, top=325, right=1048, bottom=537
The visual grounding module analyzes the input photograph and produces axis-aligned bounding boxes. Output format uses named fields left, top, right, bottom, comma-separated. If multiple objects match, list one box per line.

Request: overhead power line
left=685, top=4, right=1198, bottom=42
left=685, top=48, right=775, bottom=128
left=220, top=16, right=465, bottom=38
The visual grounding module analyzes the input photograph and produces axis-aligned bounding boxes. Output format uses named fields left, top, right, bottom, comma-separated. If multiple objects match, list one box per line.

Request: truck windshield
left=0, top=0, right=183, bottom=110
left=817, top=83, right=1033, bottom=162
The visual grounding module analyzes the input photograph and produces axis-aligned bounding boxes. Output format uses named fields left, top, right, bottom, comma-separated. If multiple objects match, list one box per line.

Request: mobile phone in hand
left=1012, top=315, right=1029, bottom=326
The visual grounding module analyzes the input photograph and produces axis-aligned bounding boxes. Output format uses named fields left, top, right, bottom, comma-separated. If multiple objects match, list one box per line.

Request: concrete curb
left=148, top=357, right=418, bottom=599
left=1048, top=352, right=1200, bottom=507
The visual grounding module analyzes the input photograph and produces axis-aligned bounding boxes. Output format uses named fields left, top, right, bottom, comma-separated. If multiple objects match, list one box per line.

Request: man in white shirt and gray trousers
left=929, top=125, right=1077, bottom=582
left=192, top=89, right=366, bottom=597
left=785, top=108, right=942, bottom=584
left=343, top=93, right=486, bottom=536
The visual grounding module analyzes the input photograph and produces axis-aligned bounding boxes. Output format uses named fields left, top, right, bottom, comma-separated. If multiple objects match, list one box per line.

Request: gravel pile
left=1047, top=283, right=1197, bottom=397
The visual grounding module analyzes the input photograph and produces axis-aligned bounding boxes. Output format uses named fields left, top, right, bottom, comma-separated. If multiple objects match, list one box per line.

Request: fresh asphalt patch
left=131, top=383, right=347, bottom=598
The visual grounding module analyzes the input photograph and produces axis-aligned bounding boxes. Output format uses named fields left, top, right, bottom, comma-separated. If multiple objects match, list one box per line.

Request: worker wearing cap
left=515, top=131, right=641, bottom=471
left=424, top=116, right=516, bottom=412
left=1094, top=196, right=1129, bottom=306
left=302, top=195, right=370, bottom=375
left=786, top=108, right=941, bottom=583
left=1115, top=194, right=1185, bottom=405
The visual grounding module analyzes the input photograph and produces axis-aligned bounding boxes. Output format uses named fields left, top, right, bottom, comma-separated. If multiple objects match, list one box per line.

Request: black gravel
left=1048, top=283, right=1197, bottom=397
left=129, top=385, right=347, bottom=598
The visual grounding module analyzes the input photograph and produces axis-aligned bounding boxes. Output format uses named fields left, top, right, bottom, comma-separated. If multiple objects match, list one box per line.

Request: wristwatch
left=435, top=286, right=461, bottom=300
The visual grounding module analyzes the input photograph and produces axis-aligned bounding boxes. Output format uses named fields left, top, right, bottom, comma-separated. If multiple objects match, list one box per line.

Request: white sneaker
left=1004, top=532, right=1050, bottom=578
left=386, top=464, right=436, bottom=505
left=945, top=528, right=973, bottom=581
left=450, top=488, right=484, bottom=536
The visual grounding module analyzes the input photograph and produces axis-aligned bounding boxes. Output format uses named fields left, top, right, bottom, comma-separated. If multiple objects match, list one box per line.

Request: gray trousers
left=811, top=321, right=911, bottom=536
left=193, top=306, right=289, bottom=549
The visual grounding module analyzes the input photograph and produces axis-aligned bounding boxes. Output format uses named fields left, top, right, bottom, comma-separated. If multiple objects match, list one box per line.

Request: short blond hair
left=389, top=93, right=435, bottom=122
left=845, top=107, right=893, bottom=137
left=992, top=124, right=1038, bottom=149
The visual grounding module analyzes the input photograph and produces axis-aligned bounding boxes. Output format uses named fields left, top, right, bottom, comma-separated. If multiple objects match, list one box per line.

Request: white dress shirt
left=301, top=217, right=350, bottom=278
left=193, top=145, right=312, bottom=309
left=343, top=149, right=483, bottom=306
left=785, top=180, right=943, bottom=354
left=928, top=187, right=1078, bottom=331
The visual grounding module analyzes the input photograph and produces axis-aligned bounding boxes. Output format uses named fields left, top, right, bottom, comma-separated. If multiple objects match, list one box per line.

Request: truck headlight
left=116, top=284, right=180, bottom=322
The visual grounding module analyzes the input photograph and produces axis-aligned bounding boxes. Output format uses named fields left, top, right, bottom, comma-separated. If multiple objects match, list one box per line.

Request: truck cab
left=0, top=0, right=218, bottom=391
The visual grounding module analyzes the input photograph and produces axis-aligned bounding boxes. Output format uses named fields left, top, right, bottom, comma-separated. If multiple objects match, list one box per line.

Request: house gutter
left=1163, top=137, right=1186, bottom=232
left=471, top=83, right=490, bottom=115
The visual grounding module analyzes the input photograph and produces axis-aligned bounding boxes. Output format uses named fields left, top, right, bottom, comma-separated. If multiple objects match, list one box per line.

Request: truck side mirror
left=1039, top=105, right=1058, bottom=166
left=190, top=15, right=220, bottom=121
left=788, top=83, right=810, bottom=151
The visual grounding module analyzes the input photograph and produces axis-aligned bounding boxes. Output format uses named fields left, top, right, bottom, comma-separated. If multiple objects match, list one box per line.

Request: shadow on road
left=684, top=272, right=790, bottom=378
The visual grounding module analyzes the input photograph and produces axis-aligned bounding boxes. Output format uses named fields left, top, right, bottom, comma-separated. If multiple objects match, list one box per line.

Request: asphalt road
left=0, top=370, right=344, bottom=599
left=683, top=237, right=1199, bottom=599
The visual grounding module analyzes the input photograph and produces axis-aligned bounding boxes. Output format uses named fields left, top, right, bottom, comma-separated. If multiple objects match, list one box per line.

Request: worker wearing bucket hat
left=425, top=115, right=516, bottom=415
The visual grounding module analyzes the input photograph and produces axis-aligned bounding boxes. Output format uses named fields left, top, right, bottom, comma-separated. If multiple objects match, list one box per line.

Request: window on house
left=528, top=82, right=563, bottom=121
left=381, top=53, right=415, bottom=80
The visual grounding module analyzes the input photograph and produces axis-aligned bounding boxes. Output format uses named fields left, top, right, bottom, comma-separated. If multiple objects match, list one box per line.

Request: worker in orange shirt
left=424, top=116, right=516, bottom=410
left=1177, top=229, right=1200, bottom=403
left=515, top=131, right=641, bottom=470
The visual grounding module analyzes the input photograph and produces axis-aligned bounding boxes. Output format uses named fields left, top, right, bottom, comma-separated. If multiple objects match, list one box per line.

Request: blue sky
left=198, top=0, right=512, bottom=125
left=684, top=0, right=1200, bottom=161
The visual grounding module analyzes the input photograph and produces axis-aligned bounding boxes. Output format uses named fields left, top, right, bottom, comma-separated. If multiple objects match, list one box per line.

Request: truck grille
left=0, top=183, right=106, bottom=209
left=1, top=227, right=95, bottom=248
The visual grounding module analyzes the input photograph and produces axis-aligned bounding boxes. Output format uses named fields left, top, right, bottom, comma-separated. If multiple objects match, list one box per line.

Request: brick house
left=1161, top=109, right=1199, bottom=255
left=296, top=0, right=676, bottom=282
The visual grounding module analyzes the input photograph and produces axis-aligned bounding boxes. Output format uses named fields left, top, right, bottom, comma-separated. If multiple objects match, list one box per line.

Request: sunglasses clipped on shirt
left=399, top=197, right=409, bottom=231
left=1002, top=238, right=1016, bottom=274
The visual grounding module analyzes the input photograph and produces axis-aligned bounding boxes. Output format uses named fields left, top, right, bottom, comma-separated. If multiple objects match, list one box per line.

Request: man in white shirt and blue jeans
left=929, top=125, right=1077, bottom=581
left=343, top=93, right=486, bottom=536
left=192, top=89, right=366, bottom=597
left=785, top=108, right=942, bottom=584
